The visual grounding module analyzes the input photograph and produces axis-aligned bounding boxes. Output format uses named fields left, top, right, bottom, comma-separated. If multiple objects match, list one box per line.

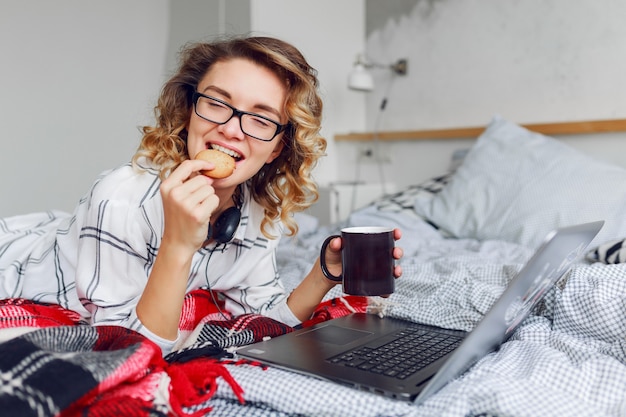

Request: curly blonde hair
left=133, top=36, right=326, bottom=238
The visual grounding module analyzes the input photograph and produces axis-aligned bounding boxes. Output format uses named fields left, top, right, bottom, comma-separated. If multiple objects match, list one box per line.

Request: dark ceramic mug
left=320, top=226, right=395, bottom=296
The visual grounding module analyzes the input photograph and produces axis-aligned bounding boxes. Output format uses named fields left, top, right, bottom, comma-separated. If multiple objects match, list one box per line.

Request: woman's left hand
left=391, top=228, right=403, bottom=278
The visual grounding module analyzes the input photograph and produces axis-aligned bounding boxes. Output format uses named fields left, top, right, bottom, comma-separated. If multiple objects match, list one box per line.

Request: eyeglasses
left=192, top=92, right=289, bottom=142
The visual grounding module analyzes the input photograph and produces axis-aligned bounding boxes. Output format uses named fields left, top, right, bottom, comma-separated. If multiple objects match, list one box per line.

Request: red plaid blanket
left=0, top=293, right=368, bottom=416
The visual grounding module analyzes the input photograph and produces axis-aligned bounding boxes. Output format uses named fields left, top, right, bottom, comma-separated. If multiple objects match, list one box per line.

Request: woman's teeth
left=211, top=144, right=241, bottom=160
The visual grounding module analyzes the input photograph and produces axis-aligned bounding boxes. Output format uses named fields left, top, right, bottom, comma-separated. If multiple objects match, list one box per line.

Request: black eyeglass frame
left=192, top=92, right=290, bottom=142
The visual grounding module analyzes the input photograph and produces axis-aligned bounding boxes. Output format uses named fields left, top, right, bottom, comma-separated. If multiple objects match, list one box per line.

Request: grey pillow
left=413, top=115, right=626, bottom=248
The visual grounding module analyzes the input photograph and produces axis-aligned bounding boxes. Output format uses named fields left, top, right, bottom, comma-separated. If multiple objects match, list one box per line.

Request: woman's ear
left=265, top=140, right=285, bottom=163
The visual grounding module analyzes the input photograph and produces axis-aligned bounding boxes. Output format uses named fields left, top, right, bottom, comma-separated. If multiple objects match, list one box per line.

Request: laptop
left=237, top=221, right=603, bottom=404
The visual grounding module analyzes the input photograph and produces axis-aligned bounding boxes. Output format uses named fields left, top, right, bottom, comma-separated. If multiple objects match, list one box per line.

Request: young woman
left=0, top=36, right=402, bottom=354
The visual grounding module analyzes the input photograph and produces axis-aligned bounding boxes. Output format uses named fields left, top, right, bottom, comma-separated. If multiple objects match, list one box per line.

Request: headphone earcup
left=207, top=207, right=241, bottom=244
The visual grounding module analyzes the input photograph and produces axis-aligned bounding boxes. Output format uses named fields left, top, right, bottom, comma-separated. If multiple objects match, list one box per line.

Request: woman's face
left=186, top=58, right=287, bottom=189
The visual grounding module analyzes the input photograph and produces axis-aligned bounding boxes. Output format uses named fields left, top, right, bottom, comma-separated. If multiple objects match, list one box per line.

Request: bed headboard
left=335, top=118, right=626, bottom=142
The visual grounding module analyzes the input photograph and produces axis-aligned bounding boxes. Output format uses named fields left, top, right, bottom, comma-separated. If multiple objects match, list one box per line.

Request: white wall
left=250, top=0, right=367, bottom=187
left=4, top=1, right=623, bottom=218
left=0, top=1, right=169, bottom=216
left=337, top=0, right=626, bottom=191
left=0, top=0, right=364, bottom=217
left=367, top=0, right=626, bottom=129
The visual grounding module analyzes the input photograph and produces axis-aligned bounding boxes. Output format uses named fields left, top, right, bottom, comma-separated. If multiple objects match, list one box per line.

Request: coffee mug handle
left=320, top=235, right=342, bottom=282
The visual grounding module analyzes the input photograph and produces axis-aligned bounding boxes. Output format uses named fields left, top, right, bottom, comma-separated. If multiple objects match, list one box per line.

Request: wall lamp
left=347, top=54, right=408, bottom=91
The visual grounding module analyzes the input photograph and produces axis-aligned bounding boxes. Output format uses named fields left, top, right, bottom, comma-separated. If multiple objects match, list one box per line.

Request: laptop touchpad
left=297, top=325, right=372, bottom=345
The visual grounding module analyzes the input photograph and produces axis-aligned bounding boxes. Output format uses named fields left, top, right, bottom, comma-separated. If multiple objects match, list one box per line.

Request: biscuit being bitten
left=195, top=149, right=235, bottom=179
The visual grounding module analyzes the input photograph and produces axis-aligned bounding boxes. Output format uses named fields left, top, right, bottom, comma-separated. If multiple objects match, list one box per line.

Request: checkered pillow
left=587, top=238, right=626, bottom=264
left=374, top=172, right=453, bottom=215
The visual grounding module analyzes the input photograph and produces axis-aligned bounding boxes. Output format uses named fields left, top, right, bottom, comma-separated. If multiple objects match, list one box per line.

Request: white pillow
left=413, top=115, right=626, bottom=248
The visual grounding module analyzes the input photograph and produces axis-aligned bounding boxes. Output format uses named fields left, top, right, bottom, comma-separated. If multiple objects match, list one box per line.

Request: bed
left=2, top=115, right=626, bottom=416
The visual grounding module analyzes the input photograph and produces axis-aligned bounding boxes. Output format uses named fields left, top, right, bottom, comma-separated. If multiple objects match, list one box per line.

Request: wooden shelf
left=335, top=118, right=626, bottom=142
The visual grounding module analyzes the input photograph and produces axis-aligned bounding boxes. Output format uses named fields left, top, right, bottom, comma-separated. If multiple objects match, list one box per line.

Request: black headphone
left=207, top=206, right=241, bottom=244
left=207, top=186, right=243, bottom=244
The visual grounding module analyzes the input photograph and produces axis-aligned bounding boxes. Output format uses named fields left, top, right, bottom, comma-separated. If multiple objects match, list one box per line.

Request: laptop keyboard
left=327, top=327, right=463, bottom=380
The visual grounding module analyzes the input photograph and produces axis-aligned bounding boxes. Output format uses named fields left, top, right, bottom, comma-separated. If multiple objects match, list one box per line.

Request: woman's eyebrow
left=201, top=85, right=283, bottom=120
left=202, top=85, right=230, bottom=99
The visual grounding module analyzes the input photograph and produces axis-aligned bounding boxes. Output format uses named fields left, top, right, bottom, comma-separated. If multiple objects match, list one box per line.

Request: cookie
left=194, top=149, right=235, bottom=179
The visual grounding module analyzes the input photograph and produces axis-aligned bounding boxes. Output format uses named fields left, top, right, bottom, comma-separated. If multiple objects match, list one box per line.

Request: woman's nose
left=218, top=115, right=245, bottom=140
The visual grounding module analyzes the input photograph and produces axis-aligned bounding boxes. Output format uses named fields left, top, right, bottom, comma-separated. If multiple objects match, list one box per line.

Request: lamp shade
left=347, top=63, right=374, bottom=91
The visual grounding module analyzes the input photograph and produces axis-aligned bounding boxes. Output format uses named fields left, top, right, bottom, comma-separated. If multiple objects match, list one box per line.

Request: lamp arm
left=361, top=58, right=408, bottom=75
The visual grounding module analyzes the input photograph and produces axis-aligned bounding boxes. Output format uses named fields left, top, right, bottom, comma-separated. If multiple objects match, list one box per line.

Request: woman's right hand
left=159, top=159, right=218, bottom=255
left=138, top=158, right=216, bottom=341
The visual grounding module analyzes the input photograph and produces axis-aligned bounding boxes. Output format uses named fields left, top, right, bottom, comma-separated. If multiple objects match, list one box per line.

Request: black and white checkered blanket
left=248, top=202, right=626, bottom=417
